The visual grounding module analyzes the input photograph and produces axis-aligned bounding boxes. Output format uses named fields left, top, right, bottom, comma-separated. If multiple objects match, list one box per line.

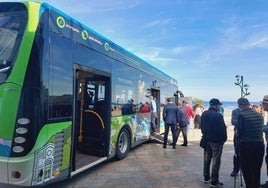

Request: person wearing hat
left=200, top=98, right=227, bottom=188
left=236, top=97, right=264, bottom=188
left=261, top=95, right=268, bottom=188
left=262, top=96, right=268, bottom=126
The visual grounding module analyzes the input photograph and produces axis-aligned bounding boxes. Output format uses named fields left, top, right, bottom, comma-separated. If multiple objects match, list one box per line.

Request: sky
left=11, top=0, right=268, bottom=102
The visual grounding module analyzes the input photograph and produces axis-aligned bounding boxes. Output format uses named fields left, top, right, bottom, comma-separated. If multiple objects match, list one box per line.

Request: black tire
left=115, top=128, right=130, bottom=160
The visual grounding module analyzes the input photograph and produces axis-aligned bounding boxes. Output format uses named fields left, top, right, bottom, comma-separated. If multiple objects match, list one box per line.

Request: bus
left=0, top=1, right=179, bottom=186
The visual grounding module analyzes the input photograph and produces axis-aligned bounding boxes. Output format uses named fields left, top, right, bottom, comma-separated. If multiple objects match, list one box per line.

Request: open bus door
left=150, top=88, right=160, bottom=133
left=72, top=66, right=111, bottom=172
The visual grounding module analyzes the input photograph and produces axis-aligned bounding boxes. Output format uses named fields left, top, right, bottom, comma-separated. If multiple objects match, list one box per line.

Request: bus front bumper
left=0, top=155, right=34, bottom=186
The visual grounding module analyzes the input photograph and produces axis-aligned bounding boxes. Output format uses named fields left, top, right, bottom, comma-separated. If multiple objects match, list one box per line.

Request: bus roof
left=38, top=1, right=178, bottom=85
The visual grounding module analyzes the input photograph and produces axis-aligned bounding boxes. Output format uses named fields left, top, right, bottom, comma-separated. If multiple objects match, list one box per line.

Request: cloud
left=171, top=46, right=198, bottom=55
left=144, top=19, right=172, bottom=28
left=44, top=0, right=143, bottom=14
left=240, top=34, right=268, bottom=49
left=135, top=48, right=175, bottom=66
left=220, top=15, right=268, bottom=50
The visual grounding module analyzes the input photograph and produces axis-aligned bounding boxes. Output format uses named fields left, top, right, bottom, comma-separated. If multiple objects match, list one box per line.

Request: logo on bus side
left=55, top=16, right=115, bottom=52
left=82, top=30, right=88, bottom=40
left=104, top=42, right=115, bottom=52
left=104, top=42, right=110, bottom=51
left=56, top=16, right=66, bottom=28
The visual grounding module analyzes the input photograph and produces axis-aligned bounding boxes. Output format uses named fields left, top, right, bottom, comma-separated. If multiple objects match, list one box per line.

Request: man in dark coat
left=201, top=98, right=227, bottom=188
left=174, top=102, right=188, bottom=146
left=162, top=97, right=180, bottom=149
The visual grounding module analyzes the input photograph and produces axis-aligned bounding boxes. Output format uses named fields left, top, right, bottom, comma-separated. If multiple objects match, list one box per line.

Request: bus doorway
left=150, top=88, right=160, bottom=133
left=72, top=66, right=111, bottom=172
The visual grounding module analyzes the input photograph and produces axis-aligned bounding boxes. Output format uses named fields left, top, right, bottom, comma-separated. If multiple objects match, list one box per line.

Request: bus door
left=72, top=67, right=111, bottom=171
left=150, top=88, right=160, bottom=133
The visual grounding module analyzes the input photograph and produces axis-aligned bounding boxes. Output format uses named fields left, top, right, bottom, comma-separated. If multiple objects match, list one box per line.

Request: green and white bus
left=0, top=1, right=179, bottom=186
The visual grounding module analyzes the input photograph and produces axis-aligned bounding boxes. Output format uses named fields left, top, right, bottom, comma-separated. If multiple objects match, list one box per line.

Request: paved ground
left=2, top=126, right=268, bottom=188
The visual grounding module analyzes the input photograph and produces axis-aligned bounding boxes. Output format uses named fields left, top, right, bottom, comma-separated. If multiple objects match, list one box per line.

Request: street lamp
left=234, top=75, right=250, bottom=98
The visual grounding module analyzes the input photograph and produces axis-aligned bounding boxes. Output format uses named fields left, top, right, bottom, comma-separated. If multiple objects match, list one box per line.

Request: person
left=162, top=97, right=180, bottom=149
left=252, top=104, right=261, bottom=113
left=230, top=107, right=242, bottom=177
left=236, top=97, right=264, bottom=188
left=200, top=98, right=227, bottom=188
left=150, top=95, right=157, bottom=135
left=182, top=100, right=195, bottom=133
left=121, top=99, right=134, bottom=115
left=261, top=95, right=268, bottom=188
left=140, top=101, right=151, bottom=113
left=193, top=104, right=202, bottom=129
left=175, top=102, right=188, bottom=146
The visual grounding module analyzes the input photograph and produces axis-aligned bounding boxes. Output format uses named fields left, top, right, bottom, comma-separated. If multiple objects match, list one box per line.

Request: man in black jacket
left=174, top=102, right=188, bottom=146
left=237, top=97, right=264, bottom=188
left=201, top=98, right=227, bottom=188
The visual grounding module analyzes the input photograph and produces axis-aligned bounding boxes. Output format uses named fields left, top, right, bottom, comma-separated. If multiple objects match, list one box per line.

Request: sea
left=202, top=101, right=264, bottom=126
left=203, top=101, right=261, bottom=111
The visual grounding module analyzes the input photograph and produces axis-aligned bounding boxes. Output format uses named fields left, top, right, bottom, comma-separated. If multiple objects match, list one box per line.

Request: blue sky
left=14, top=0, right=268, bottom=102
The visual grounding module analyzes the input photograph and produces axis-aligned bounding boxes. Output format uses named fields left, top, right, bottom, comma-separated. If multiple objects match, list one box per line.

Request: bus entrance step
left=79, top=141, right=106, bottom=157
left=149, top=134, right=172, bottom=145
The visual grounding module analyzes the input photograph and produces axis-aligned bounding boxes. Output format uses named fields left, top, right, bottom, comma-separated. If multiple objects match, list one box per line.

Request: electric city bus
left=0, top=1, right=179, bottom=186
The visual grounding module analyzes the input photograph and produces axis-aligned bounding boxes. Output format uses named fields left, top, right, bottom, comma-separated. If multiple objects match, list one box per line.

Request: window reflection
left=48, top=35, right=73, bottom=119
left=0, top=9, right=27, bottom=83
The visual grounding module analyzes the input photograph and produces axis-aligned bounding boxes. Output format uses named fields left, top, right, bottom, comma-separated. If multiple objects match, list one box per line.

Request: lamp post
left=234, top=75, right=250, bottom=98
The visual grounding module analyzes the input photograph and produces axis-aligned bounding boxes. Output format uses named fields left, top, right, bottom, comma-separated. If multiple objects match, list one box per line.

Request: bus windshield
left=0, top=7, right=27, bottom=83
left=0, top=17, right=18, bottom=61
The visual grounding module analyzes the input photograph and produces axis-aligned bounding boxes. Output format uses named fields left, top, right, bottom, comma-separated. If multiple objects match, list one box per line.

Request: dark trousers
left=151, top=112, right=157, bottom=132
left=240, top=141, right=264, bottom=188
left=233, top=134, right=240, bottom=173
left=194, top=115, right=201, bottom=129
left=163, top=124, right=176, bottom=148
left=203, top=141, right=223, bottom=184
left=175, top=126, right=188, bottom=145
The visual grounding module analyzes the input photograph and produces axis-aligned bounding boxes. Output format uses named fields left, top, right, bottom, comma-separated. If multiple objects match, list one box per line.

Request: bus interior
left=72, top=66, right=111, bottom=172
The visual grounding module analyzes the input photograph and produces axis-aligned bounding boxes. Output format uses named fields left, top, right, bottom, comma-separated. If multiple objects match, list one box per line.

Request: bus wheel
left=115, top=129, right=130, bottom=160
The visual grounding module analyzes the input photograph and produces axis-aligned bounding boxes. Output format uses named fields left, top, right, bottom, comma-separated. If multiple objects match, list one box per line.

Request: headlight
left=12, top=146, right=24, bottom=153
left=14, top=136, right=26, bottom=144
left=16, top=127, right=28, bottom=134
